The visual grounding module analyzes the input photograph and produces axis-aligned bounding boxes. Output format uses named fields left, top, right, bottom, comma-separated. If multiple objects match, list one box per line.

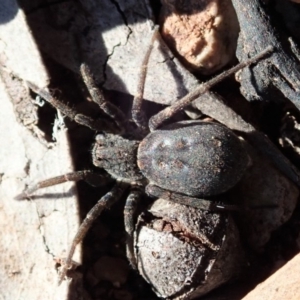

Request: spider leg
left=146, top=184, right=278, bottom=211
left=15, top=170, right=111, bottom=200
left=124, top=187, right=142, bottom=269
left=188, top=89, right=300, bottom=188
left=58, top=180, right=128, bottom=285
left=132, top=26, right=159, bottom=133
left=289, top=37, right=300, bottom=63
left=27, top=82, right=117, bottom=133
left=80, top=64, right=127, bottom=131
left=148, top=46, right=274, bottom=131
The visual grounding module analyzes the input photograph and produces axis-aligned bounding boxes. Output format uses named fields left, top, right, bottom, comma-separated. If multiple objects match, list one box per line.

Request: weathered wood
left=232, top=0, right=300, bottom=109
left=0, top=0, right=81, bottom=298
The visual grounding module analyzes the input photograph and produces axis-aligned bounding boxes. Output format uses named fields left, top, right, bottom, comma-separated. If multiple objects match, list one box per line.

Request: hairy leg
left=27, top=82, right=116, bottom=132
left=124, top=187, right=142, bottom=269
left=149, top=46, right=274, bottom=131
left=132, top=26, right=159, bottom=133
left=58, top=180, right=128, bottom=285
left=80, top=64, right=127, bottom=131
left=15, top=170, right=110, bottom=200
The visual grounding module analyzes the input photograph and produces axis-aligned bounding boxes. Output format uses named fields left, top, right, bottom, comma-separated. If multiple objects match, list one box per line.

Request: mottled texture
left=135, top=198, right=245, bottom=299
left=160, top=0, right=239, bottom=74
left=230, top=142, right=299, bottom=251
left=138, top=121, right=249, bottom=196
left=92, top=134, right=143, bottom=182
left=231, top=0, right=300, bottom=110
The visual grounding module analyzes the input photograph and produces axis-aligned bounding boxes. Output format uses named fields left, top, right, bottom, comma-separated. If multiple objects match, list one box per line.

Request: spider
left=16, top=28, right=298, bottom=285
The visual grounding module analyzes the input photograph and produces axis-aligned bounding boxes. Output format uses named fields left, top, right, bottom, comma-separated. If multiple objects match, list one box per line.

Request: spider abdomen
left=138, top=121, right=249, bottom=197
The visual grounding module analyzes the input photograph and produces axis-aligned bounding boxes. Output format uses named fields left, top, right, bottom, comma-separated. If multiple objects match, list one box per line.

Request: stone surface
left=0, top=0, right=80, bottom=298
left=160, top=0, right=239, bottom=74
left=135, top=198, right=245, bottom=299
left=242, top=253, right=300, bottom=300
left=0, top=70, right=80, bottom=298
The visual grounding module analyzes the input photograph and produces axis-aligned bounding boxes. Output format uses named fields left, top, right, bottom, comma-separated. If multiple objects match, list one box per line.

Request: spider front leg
left=148, top=46, right=274, bottom=131
left=132, top=27, right=159, bottom=133
left=27, top=82, right=114, bottom=133
left=58, top=180, right=128, bottom=285
left=27, top=59, right=127, bottom=133
left=80, top=64, right=127, bottom=131
left=15, top=170, right=111, bottom=200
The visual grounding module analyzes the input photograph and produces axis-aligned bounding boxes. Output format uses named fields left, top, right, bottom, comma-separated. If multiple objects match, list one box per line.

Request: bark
left=232, top=0, right=300, bottom=109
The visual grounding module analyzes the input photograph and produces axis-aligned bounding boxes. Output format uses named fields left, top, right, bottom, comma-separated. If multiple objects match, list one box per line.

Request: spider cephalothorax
left=92, top=133, right=143, bottom=183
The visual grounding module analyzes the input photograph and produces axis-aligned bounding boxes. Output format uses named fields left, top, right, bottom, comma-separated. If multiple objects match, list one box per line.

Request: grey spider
left=16, top=28, right=296, bottom=284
